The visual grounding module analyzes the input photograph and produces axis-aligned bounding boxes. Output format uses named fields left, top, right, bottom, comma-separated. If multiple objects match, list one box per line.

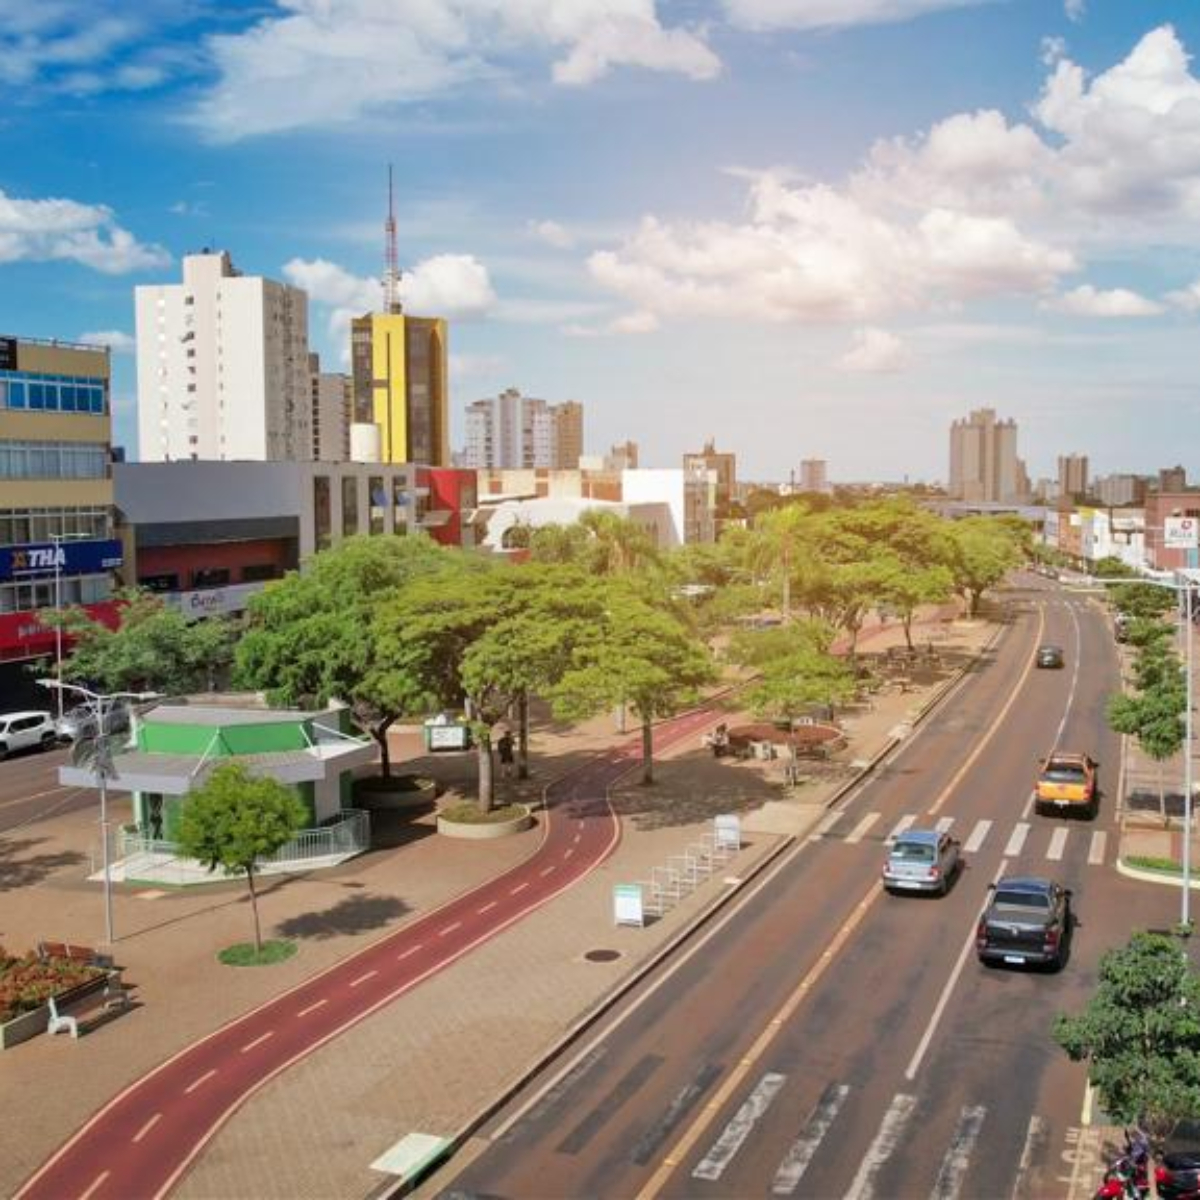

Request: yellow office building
left=351, top=313, right=449, bottom=467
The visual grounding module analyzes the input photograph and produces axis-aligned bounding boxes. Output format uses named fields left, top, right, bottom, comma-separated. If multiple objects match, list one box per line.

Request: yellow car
left=1034, top=753, right=1097, bottom=817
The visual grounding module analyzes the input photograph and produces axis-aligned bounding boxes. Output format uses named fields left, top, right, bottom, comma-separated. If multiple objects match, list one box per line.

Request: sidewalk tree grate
left=584, top=949, right=622, bottom=963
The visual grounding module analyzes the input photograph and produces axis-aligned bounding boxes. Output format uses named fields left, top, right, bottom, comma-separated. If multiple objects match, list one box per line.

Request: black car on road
left=976, top=876, right=1071, bottom=970
left=1036, top=644, right=1064, bottom=669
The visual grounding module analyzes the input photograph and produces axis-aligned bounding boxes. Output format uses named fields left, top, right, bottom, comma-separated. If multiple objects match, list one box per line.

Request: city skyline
left=2, top=1, right=1200, bottom=480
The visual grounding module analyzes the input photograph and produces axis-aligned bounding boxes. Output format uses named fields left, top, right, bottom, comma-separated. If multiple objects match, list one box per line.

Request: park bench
left=46, top=972, right=131, bottom=1039
left=37, top=941, right=114, bottom=969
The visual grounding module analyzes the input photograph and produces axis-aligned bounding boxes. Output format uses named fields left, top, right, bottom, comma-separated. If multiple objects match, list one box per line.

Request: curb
left=383, top=616, right=1005, bottom=1199
left=1115, top=857, right=1200, bottom=890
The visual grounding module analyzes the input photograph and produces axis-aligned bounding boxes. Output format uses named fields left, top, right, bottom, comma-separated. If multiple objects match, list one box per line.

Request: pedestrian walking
left=497, top=730, right=515, bottom=780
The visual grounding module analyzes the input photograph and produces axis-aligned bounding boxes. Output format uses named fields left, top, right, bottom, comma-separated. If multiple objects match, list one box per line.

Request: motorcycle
left=1093, top=1131, right=1200, bottom=1200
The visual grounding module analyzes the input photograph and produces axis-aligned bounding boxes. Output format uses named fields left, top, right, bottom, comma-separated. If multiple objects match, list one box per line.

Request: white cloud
left=837, top=327, right=910, bottom=373
left=0, top=188, right=169, bottom=274
left=78, top=329, right=136, bottom=353
left=1041, top=37, right=1067, bottom=68
left=1064, top=0, right=1085, bottom=23
left=193, top=0, right=719, bottom=140
left=1046, top=285, right=1164, bottom=317
left=720, top=0, right=986, bottom=33
left=563, top=309, right=660, bottom=337
left=528, top=219, right=575, bottom=249
left=1166, top=280, right=1200, bottom=312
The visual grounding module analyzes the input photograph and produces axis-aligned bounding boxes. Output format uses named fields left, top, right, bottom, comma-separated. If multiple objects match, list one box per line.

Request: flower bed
left=0, top=947, right=105, bottom=1024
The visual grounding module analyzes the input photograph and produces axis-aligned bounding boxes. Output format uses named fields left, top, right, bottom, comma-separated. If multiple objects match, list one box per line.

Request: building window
left=392, top=479, right=409, bottom=529
left=139, top=573, right=179, bottom=593
left=0, top=441, right=109, bottom=480
left=240, top=563, right=280, bottom=583
left=314, top=475, right=332, bottom=551
left=368, top=476, right=385, bottom=535
left=342, top=476, right=359, bottom=537
left=192, top=567, right=231, bottom=589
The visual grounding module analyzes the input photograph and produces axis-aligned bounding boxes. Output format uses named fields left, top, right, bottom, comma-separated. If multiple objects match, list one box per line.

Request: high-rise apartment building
left=799, top=459, right=829, bottom=494
left=0, top=334, right=123, bottom=704
left=1158, top=465, right=1189, bottom=493
left=1094, top=473, right=1148, bottom=507
left=608, top=441, right=638, bottom=470
left=948, top=408, right=1030, bottom=503
left=684, top=440, right=736, bottom=518
left=1057, top=454, right=1089, bottom=502
left=462, top=388, right=583, bottom=469
left=308, top=353, right=350, bottom=462
left=136, top=250, right=312, bottom=463
left=350, top=313, right=449, bottom=467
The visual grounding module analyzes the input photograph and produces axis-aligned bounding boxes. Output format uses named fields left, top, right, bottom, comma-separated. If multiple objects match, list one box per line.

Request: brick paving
left=0, top=606, right=995, bottom=1200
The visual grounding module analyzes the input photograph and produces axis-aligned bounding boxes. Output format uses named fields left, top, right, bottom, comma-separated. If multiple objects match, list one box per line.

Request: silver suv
left=55, top=703, right=131, bottom=743
left=0, top=711, right=59, bottom=759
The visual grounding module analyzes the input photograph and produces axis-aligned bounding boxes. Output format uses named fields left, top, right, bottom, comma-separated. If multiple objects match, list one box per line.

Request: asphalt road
left=434, top=582, right=1181, bottom=1200
left=0, top=739, right=89, bottom=835
left=13, top=704, right=723, bottom=1200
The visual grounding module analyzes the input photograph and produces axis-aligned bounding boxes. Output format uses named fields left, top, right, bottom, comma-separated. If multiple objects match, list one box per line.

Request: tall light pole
left=50, top=532, right=65, bottom=723
left=39, top=680, right=159, bottom=945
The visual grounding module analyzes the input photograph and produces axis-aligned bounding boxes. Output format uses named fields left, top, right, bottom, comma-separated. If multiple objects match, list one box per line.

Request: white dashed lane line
left=396, top=944, right=423, bottom=961
left=131, top=1113, right=162, bottom=1144
left=438, top=922, right=463, bottom=937
left=184, top=1068, right=217, bottom=1095
left=79, top=1170, right=110, bottom=1200
left=296, top=999, right=328, bottom=1017
left=1046, top=828, right=1068, bottom=862
left=511, top=882, right=530, bottom=895
left=477, top=900, right=498, bottom=915
left=540, top=865, right=556, bottom=877
left=239, top=1031, right=274, bottom=1053
left=349, top=970, right=378, bottom=988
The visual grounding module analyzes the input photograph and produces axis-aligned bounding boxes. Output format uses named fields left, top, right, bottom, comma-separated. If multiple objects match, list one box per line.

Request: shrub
left=0, top=950, right=105, bottom=1023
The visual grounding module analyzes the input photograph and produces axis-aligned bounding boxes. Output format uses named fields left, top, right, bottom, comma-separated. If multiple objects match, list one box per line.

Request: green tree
left=1093, top=556, right=1136, bottom=580
left=1112, top=582, right=1180, bottom=621
left=235, top=535, right=451, bottom=777
left=945, top=517, right=1023, bottom=616
left=527, top=522, right=592, bottom=565
left=551, top=584, right=715, bottom=785
left=748, top=505, right=817, bottom=619
left=54, top=589, right=237, bottom=695
left=730, top=621, right=856, bottom=725
left=175, top=762, right=308, bottom=953
left=1108, top=689, right=1185, bottom=822
left=1055, top=931, right=1200, bottom=1186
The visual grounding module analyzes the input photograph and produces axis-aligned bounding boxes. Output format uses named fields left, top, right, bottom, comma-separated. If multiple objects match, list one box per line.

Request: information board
left=613, top=883, right=645, bottom=927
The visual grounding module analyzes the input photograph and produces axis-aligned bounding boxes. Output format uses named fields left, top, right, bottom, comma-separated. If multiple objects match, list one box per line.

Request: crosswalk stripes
left=964, top=819, right=992, bottom=853
left=887, top=814, right=916, bottom=842
left=1089, top=830, right=1107, bottom=865
left=692, top=1072, right=786, bottom=1181
left=770, top=1082, right=849, bottom=1195
left=844, top=1093, right=918, bottom=1200
left=1046, top=827, right=1069, bottom=861
left=934, top=816, right=955, bottom=834
left=845, top=813, right=881, bottom=844
left=930, top=1105, right=987, bottom=1200
left=1004, top=823, right=1030, bottom=856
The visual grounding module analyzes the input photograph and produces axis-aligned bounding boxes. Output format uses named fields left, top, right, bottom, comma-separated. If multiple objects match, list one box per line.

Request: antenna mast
left=383, top=164, right=402, bottom=314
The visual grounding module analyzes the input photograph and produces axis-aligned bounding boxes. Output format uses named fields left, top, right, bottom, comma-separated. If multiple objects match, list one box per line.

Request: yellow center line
left=637, top=603, right=1044, bottom=1199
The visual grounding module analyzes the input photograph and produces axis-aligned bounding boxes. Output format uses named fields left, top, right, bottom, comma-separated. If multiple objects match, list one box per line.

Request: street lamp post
left=38, top=680, right=159, bottom=945
left=51, top=532, right=64, bottom=723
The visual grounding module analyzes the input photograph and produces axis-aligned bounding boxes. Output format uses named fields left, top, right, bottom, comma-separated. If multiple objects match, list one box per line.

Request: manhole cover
left=584, top=949, right=622, bottom=963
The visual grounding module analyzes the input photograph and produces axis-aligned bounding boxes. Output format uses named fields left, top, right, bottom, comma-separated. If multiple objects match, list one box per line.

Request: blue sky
left=4, top=0, right=1200, bottom=484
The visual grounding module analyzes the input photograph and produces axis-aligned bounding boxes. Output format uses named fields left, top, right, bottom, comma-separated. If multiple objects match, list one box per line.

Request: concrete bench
left=47, top=973, right=130, bottom=1039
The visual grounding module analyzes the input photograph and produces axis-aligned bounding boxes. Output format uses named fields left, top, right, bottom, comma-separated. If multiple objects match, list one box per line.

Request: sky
left=4, top=0, right=1200, bottom=485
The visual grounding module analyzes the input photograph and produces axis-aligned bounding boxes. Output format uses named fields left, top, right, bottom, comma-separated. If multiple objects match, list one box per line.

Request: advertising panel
left=0, top=539, right=124, bottom=582
left=0, top=601, right=121, bottom=657
left=1164, top=516, right=1199, bottom=549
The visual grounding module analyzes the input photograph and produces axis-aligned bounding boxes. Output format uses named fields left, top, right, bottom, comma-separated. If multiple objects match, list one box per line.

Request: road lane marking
left=845, top=813, right=880, bottom=844
left=556, top=1054, right=665, bottom=1156
left=815, top=810, right=843, bottom=837
left=1004, top=823, right=1030, bottom=856
left=131, top=1113, right=162, bottom=1143
left=906, top=860, right=1008, bottom=1082
left=1046, top=828, right=1069, bottom=861
left=296, top=999, right=328, bottom=1017
left=437, top=922, right=462, bottom=937
left=78, top=1171, right=110, bottom=1200
left=691, top=1072, right=787, bottom=1181
left=771, top=1082, right=849, bottom=1194
left=511, top=881, right=529, bottom=895
left=632, top=1063, right=724, bottom=1166
left=573, top=832, right=582, bottom=844
left=843, top=1093, right=918, bottom=1200
left=886, top=814, right=915, bottom=843
left=1089, top=831, right=1107, bottom=865
left=396, top=944, right=423, bottom=961
left=184, top=1068, right=217, bottom=1095
left=564, top=848, right=575, bottom=859
left=349, top=970, right=378, bottom=988
left=1012, top=1115, right=1049, bottom=1200
left=928, top=604, right=1045, bottom=816
left=239, top=1031, right=274, bottom=1053
left=540, top=865, right=556, bottom=877
left=477, top=900, right=498, bottom=914
left=935, top=816, right=955, bottom=834
left=964, top=820, right=992, bottom=853
left=931, top=1105, right=987, bottom=1200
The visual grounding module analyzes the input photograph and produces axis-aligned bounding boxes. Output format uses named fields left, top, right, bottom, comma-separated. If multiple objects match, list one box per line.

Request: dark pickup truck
left=976, top=876, right=1071, bottom=970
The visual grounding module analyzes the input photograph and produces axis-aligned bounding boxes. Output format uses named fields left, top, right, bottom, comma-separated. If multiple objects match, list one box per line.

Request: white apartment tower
left=948, top=407, right=1030, bottom=504
left=463, top=388, right=583, bottom=469
left=136, top=250, right=313, bottom=462
left=799, top=459, right=829, bottom=494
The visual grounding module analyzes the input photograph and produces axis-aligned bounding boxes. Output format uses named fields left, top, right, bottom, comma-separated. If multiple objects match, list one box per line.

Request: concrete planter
left=437, top=805, right=534, bottom=840
left=354, top=776, right=438, bottom=810
left=0, top=973, right=107, bottom=1050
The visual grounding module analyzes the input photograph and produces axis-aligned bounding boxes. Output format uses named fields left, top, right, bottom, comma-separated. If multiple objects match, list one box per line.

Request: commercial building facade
left=309, top=353, right=350, bottom=462
left=351, top=312, right=449, bottom=467
left=136, top=251, right=312, bottom=463
left=463, top=388, right=584, bottom=470
left=0, top=335, right=122, bottom=704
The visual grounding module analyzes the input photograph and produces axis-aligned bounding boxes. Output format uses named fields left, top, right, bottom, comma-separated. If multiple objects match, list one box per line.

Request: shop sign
left=0, top=539, right=123, bottom=582
left=1165, top=516, right=1199, bottom=549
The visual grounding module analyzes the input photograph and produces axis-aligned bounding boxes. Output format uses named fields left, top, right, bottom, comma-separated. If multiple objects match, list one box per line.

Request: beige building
left=308, top=353, right=350, bottom=462
left=463, top=388, right=583, bottom=469
left=948, top=408, right=1030, bottom=504
left=799, top=458, right=829, bottom=494
left=1057, top=454, right=1089, bottom=501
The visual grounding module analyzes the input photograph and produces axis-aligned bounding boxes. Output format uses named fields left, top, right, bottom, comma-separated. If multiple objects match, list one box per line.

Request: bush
left=0, top=948, right=105, bottom=1023
left=1126, top=855, right=1184, bottom=874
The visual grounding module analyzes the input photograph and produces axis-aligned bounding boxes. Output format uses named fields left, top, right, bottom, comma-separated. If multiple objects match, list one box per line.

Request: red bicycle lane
left=18, top=703, right=722, bottom=1200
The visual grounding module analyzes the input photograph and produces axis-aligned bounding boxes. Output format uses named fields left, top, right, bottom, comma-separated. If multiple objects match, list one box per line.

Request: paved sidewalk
left=0, top=607, right=997, bottom=1200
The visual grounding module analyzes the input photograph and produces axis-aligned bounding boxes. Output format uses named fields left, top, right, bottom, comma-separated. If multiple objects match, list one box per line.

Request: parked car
left=1036, top=644, right=1065, bottom=669
left=1114, top=612, right=1130, bottom=642
left=881, top=828, right=961, bottom=896
left=1034, top=751, right=1097, bottom=817
left=0, top=711, right=59, bottom=759
left=976, top=876, right=1071, bottom=969
left=55, top=703, right=131, bottom=743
